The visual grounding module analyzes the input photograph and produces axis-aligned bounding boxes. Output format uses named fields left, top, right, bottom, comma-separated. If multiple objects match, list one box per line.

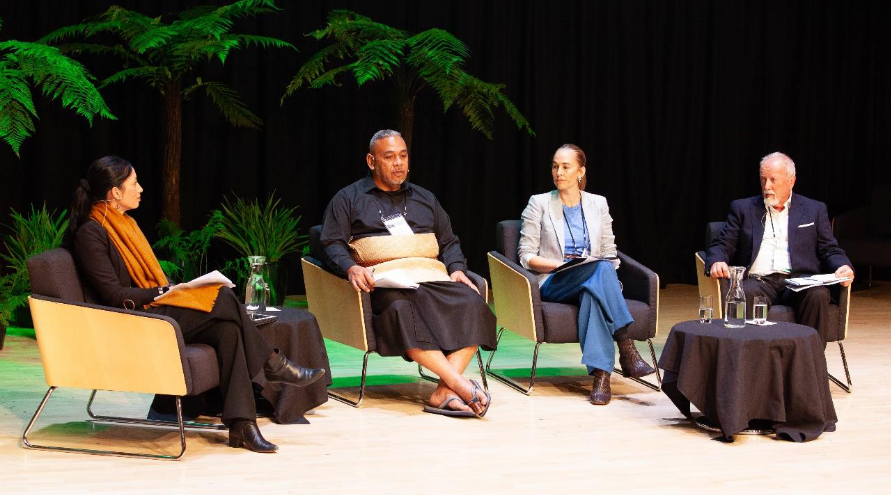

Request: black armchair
left=485, top=220, right=662, bottom=394
left=24, top=248, right=224, bottom=460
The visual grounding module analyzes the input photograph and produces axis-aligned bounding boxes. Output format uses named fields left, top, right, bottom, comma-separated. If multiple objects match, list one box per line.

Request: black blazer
left=73, top=220, right=158, bottom=308
left=705, top=193, right=852, bottom=277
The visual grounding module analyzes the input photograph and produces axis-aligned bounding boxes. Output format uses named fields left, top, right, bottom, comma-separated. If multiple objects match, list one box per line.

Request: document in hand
left=155, top=270, right=236, bottom=301
left=551, top=256, right=618, bottom=274
left=373, top=269, right=420, bottom=289
left=785, top=274, right=851, bottom=292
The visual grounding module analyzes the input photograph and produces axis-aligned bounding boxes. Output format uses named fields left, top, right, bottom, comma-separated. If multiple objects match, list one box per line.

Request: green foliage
left=152, top=210, right=224, bottom=282
left=283, top=10, right=534, bottom=139
left=39, top=1, right=294, bottom=130
left=0, top=204, right=69, bottom=325
left=215, top=193, right=307, bottom=263
left=0, top=29, right=115, bottom=156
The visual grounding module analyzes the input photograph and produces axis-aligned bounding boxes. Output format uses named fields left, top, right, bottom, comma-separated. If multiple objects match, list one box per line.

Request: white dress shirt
left=749, top=197, right=792, bottom=276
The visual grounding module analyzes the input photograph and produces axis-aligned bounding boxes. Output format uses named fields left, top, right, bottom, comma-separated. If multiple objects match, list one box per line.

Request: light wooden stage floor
left=1, top=283, right=889, bottom=494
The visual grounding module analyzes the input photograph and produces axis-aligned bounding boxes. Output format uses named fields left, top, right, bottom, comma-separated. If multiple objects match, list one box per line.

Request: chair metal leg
left=328, top=351, right=372, bottom=407
left=828, top=341, right=853, bottom=393
left=418, top=350, right=489, bottom=391
left=613, top=338, right=663, bottom=392
left=23, top=387, right=188, bottom=460
left=86, top=390, right=225, bottom=430
left=485, top=328, right=541, bottom=395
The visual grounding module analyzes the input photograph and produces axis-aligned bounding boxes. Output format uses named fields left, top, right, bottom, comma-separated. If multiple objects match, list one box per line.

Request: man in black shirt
left=321, top=130, right=497, bottom=417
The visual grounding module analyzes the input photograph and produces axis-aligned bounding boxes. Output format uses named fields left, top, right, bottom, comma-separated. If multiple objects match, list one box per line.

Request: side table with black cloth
left=152, top=307, right=332, bottom=424
left=658, top=320, right=837, bottom=442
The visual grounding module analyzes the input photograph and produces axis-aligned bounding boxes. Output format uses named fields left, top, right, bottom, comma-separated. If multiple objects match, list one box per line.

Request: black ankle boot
left=228, top=420, right=278, bottom=453
left=264, top=349, right=326, bottom=387
left=617, top=339, right=656, bottom=378
left=590, top=369, right=611, bottom=405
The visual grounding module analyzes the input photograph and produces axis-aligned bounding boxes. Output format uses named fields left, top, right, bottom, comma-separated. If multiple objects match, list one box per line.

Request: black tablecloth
left=254, top=307, right=332, bottom=423
left=151, top=307, right=331, bottom=424
left=658, top=320, right=837, bottom=442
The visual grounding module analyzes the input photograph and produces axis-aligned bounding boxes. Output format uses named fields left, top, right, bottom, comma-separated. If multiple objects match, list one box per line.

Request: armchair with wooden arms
left=23, top=248, right=225, bottom=460
left=486, top=220, right=662, bottom=395
left=300, top=225, right=489, bottom=407
left=695, top=221, right=853, bottom=392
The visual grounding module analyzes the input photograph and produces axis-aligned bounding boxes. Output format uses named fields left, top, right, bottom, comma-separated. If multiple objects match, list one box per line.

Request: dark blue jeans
left=540, top=260, right=634, bottom=374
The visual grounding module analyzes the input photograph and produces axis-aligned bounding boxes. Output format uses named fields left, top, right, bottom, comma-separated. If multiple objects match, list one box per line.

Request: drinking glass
left=753, top=296, right=769, bottom=325
left=699, top=295, right=713, bottom=324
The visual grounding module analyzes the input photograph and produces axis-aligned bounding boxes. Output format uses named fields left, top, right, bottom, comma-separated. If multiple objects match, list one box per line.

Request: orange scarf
left=89, top=203, right=223, bottom=312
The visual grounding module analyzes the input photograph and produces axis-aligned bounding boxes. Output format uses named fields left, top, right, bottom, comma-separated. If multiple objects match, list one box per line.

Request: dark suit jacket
left=73, top=220, right=158, bottom=308
left=705, top=193, right=852, bottom=277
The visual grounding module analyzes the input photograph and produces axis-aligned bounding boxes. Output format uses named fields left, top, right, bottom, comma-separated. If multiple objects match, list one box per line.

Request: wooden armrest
left=695, top=251, right=723, bottom=319
left=487, top=252, right=541, bottom=342
left=28, top=295, right=188, bottom=395
left=301, top=257, right=371, bottom=351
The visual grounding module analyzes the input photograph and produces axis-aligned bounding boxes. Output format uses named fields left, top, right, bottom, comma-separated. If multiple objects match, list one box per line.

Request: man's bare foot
left=429, top=384, right=473, bottom=413
left=449, top=378, right=489, bottom=415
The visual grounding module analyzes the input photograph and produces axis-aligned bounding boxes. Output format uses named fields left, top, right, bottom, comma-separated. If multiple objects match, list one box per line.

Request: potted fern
left=215, top=193, right=307, bottom=305
left=0, top=205, right=69, bottom=329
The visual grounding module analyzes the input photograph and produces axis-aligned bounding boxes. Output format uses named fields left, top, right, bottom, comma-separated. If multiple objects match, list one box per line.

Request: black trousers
left=742, top=275, right=833, bottom=343
left=149, top=287, right=273, bottom=426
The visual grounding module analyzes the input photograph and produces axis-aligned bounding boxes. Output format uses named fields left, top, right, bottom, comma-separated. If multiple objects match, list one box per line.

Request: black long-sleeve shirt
left=320, top=176, right=468, bottom=276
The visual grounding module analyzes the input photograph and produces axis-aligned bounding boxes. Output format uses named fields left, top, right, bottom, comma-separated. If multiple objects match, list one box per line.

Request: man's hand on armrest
left=347, top=265, right=376, bottom=293
left=835, top=265, right=855, bottom=287
left=450, top=270, right=480, bottom=295
left=709, top=261, right=730, bottom=278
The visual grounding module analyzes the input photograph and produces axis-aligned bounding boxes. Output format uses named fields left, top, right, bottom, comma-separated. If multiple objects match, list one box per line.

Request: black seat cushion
left=541, top=300, right=653, bottom=343
left=183, top=344, right=221, bottom=395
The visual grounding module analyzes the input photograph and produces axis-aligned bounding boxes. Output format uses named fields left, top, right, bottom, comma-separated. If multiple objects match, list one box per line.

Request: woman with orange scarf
left=67, top=156, right=324, bottom=453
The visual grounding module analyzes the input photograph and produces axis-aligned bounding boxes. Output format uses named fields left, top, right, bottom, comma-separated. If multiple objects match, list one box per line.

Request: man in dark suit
left=705, top=152, right=854, bottom=342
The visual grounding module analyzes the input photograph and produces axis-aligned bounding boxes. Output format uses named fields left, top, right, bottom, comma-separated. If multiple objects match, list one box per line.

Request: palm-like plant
left=215, top=192, right=306, bottom=264
left=0, top=18, right=114, bottom=156
left=283, top=9, right=534, bottom=150
left=39, top=1, right=294, bottom=225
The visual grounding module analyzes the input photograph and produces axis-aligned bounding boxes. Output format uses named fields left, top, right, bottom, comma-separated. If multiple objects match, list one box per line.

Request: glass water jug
left=724, top=266, right=746, bottom=328
left=245, top=255, right=270, bottom=315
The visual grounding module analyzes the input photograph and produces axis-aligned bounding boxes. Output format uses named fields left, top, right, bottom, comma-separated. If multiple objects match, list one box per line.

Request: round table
left=658, top=320, right=837, bottom=442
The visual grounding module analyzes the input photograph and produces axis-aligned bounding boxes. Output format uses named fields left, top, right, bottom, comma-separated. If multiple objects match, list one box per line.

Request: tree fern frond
left=173, top=38, right=242, bottom=64
left=200, top=81, right=262, bottom=129
left=308, top=65, right=352, bottom=89
left=351, top=39, right=404, bottom=85
left=129, top=25, right=180, bottom=53
left=228, top=34, right=295, bottom=52
left=101, top=66, right=169, bottom=88
left=4, top=41, right=115, bottom=124
left=56, top=42, right=144, bottom=64
left=173, top=13, right=233, bottom=41
left=281, top=43, right=352, bottom=101
left=0, top=68, right=38, bottom=156
left=214, top=0, right=281, bottom=21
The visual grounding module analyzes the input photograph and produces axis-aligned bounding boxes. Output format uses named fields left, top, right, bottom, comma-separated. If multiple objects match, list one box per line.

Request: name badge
left=382, top=213, right=414, bottom=236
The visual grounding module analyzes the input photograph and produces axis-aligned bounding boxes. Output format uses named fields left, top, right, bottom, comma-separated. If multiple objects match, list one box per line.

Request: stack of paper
left=785, top=274, right=851, bottom=292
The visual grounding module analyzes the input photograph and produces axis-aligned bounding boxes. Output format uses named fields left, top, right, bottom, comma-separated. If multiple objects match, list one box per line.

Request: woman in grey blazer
left=518, top=144, right=654, bottom=405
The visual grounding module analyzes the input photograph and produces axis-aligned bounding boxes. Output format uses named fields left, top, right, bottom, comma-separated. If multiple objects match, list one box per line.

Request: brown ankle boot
left=617, top=339, right=656, bottom=378
left=590, top=369, right=611, bottom=405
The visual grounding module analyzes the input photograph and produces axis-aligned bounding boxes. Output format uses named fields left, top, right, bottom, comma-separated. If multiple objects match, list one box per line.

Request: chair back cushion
left=27, top=248, right=86, bottom=302
left=496, top=220, right=522, bottom=264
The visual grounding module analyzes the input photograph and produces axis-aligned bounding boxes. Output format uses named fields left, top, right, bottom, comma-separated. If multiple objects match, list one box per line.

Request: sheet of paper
left=373, top=269, right=420, bottom=289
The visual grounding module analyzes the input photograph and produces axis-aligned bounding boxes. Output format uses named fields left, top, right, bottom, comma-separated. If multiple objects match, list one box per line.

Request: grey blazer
left=518, top=190, right=619, bottom=287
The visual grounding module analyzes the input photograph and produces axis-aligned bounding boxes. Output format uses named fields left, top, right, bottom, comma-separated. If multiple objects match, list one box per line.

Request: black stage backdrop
left=1, top=0, right=889, bottom=292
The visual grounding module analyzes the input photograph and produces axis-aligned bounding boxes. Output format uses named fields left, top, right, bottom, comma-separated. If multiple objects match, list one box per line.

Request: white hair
left=369, top=129, right=402, bottom=153
left=760, top=151, right=796, bottom=178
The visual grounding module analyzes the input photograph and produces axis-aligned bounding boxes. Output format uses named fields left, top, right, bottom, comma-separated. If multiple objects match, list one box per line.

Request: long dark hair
left=65, top=156, right=134, bottom=245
